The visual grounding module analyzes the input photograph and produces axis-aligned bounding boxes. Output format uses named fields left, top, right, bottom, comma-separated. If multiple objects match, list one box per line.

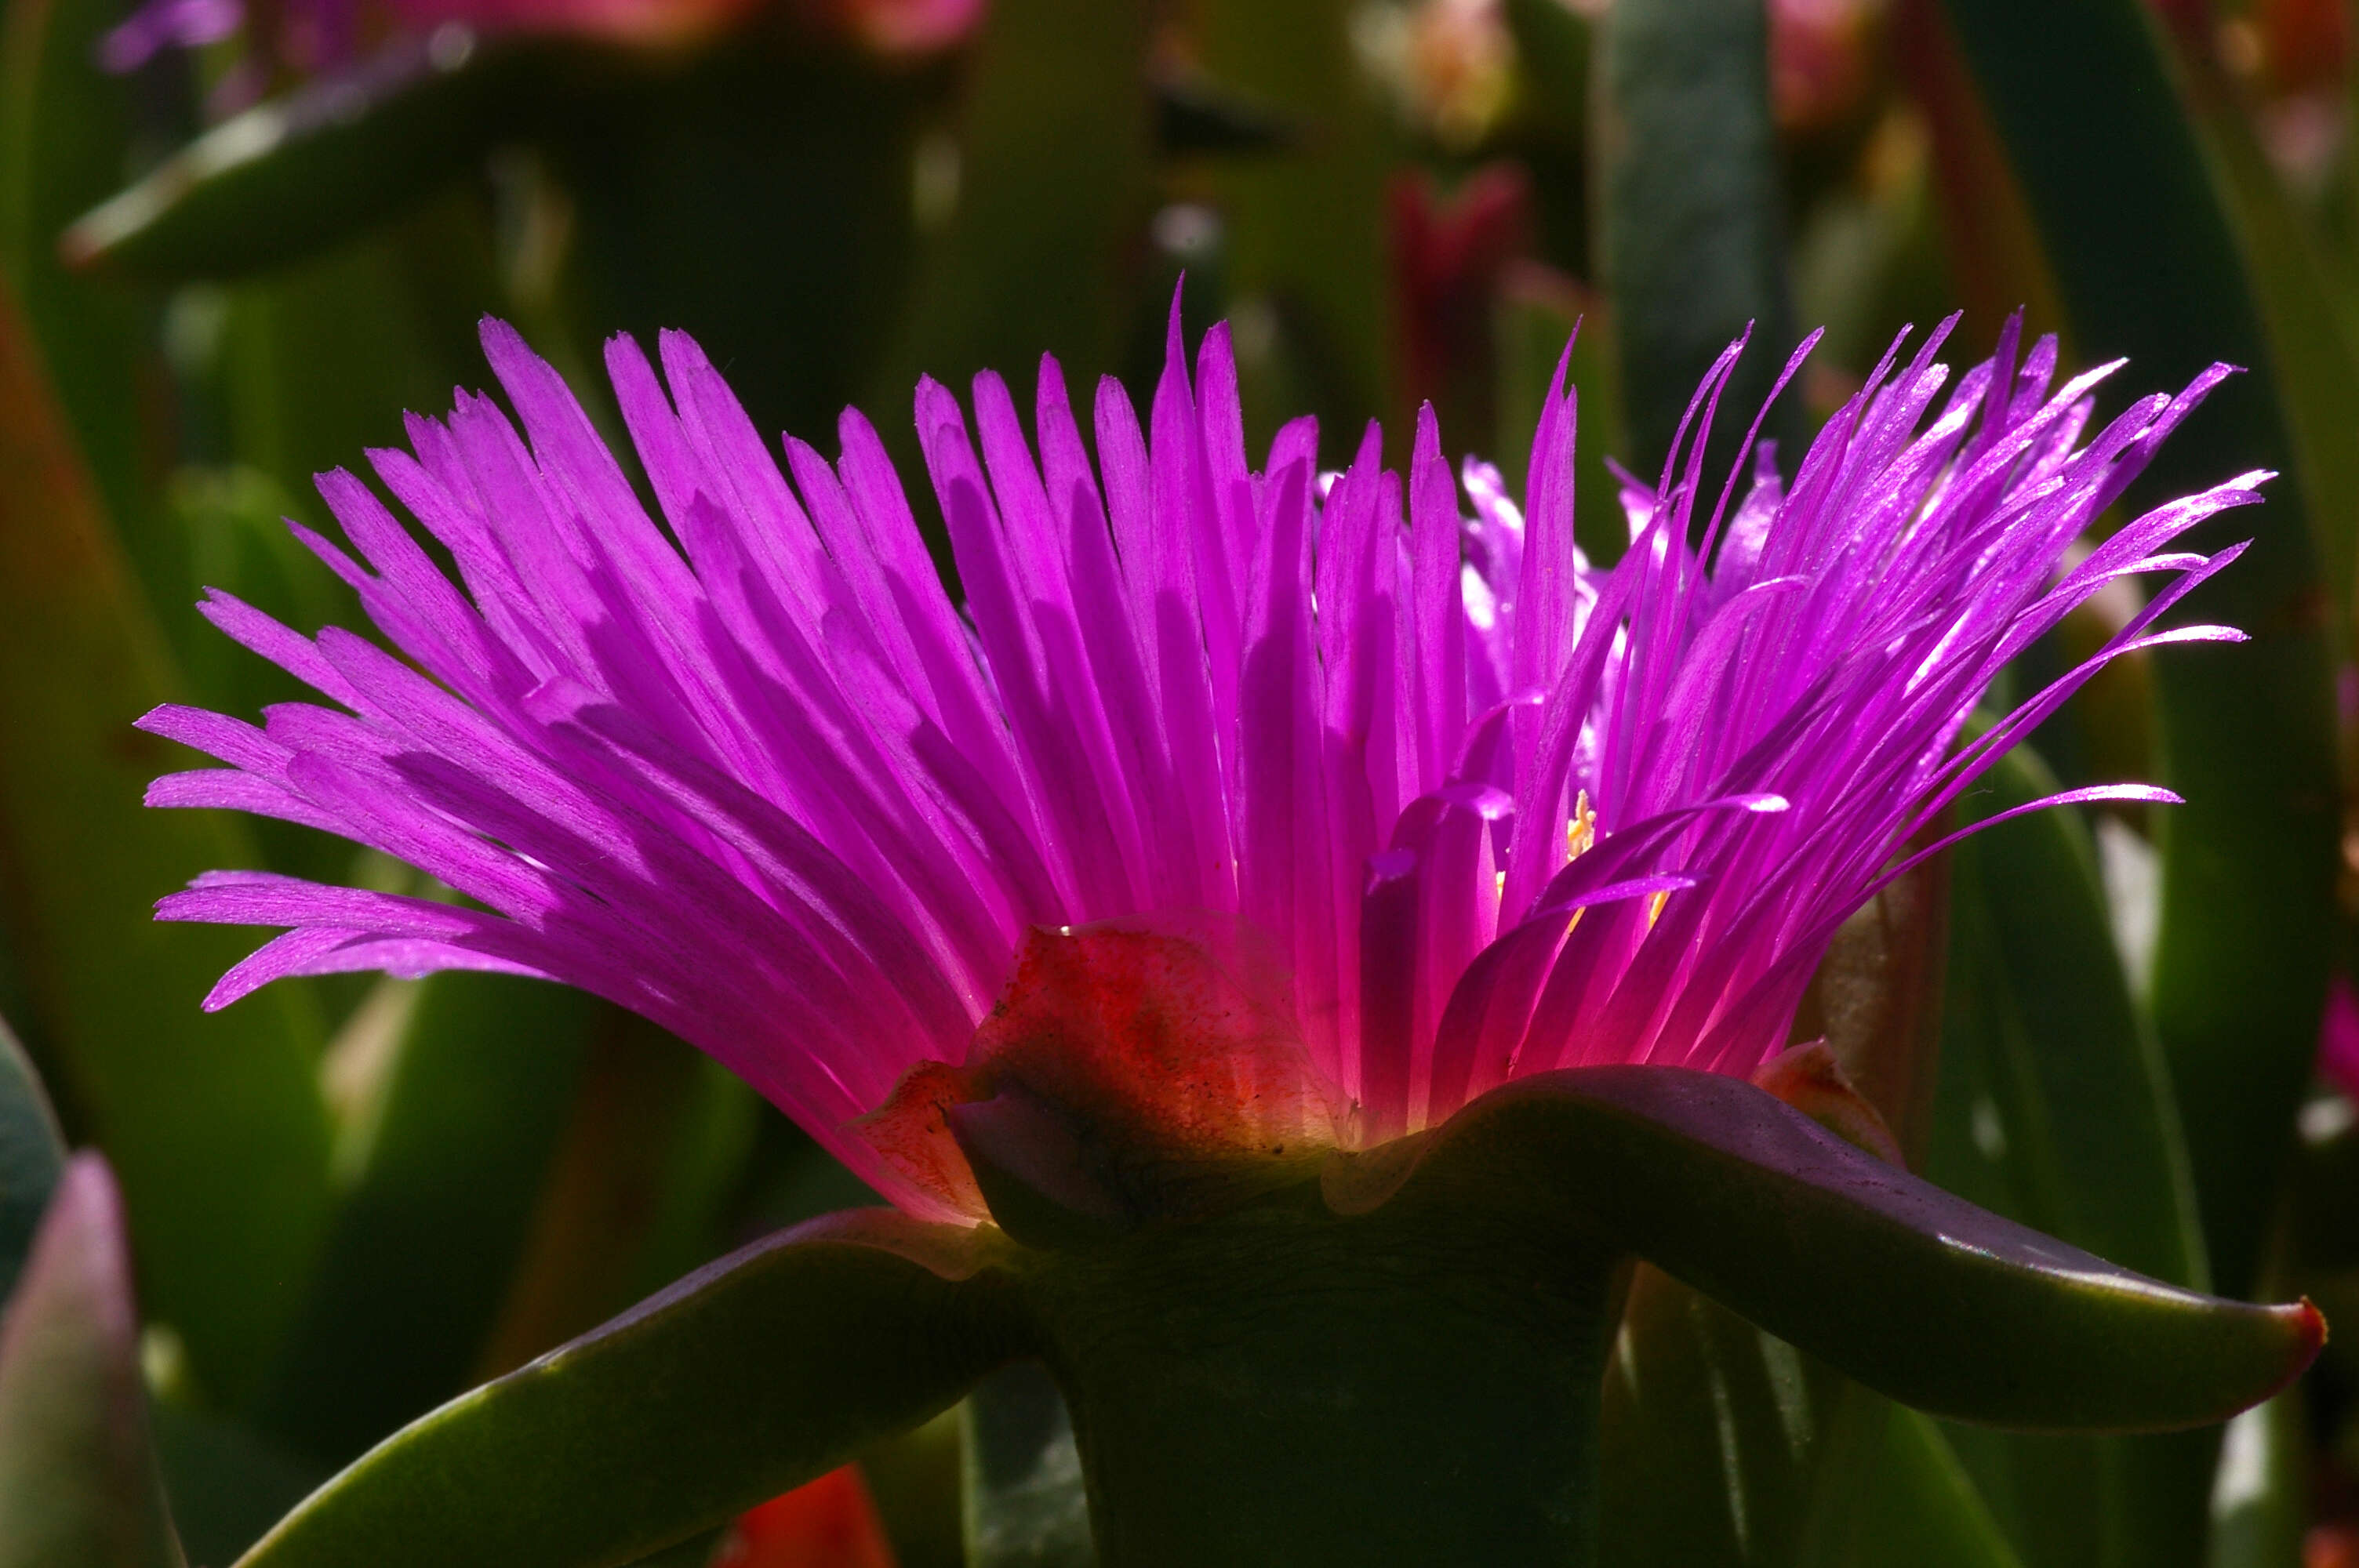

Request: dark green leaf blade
left=1372, top=1065, right=2321, bottom=1431
left=1937, top=0, right=2339, bottom=1304
left=1929, top=741, right=2215, bottom=1568
left=150, top=1406, right=325, bottom=1568
left=253, top=975, right=598, bottom=1464
left=0, top=269, right=332, bottom=1406
left=1190, top=0, right=1392, bottom=446
left=885, top=0, right=1150, bottom=395
left=963, top=1363, right=1096, bottom=1567
left=1595, top=0, right=1801, bottom=478
left=0, top=1014, right=64, bottom=1305
left=0, top=1154, right=184, bottom=1568
left=1600, top=1262, right=1835, bottom=1565
left=2205, top=1392, right=2306, bottom=1568
left=0, top=0, right=158, bottom=565
left=1819, top=1404, right=2026, bottom=1568
left=236, top=1213, right=1029, bottom=1568
left=60, top=35, right=537, bottom=281
left=1935, top=743, right=2204, bottom=1294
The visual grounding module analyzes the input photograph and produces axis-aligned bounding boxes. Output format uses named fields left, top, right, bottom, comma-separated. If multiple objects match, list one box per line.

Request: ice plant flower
left=151, top=308, right=2335, bottom=1566
left=144, top=308, right=2251, bottom=1222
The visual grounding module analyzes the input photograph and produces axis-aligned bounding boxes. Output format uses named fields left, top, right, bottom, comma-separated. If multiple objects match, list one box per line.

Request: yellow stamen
left=1567, top=789, right=1598, bottom=860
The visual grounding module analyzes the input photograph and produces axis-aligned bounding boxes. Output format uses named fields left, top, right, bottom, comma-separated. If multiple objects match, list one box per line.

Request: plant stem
left=1024, top=1184, right=1620, bottom=1567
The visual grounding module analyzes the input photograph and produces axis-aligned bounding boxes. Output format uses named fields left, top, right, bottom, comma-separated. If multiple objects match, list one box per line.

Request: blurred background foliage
left=5, top=0, right=2359, bottom=1560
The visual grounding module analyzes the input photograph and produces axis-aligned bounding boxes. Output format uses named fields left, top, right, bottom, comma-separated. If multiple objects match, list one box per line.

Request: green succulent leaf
left=1359, top=1065, right=2322, bottom=1432
left=0, top=1015, right=64, bottom=1306
left=59, top=34, right=545, bottom=281
left=149, top=1406, right=324, bottom=1568
left=235, top=1213, right=1029, bottom=1568
left=2145, top=10, right=2359, bottom=626
left=1937, top=0, right=2339, bottom=1305
left=0, top=1155, right=184, bottom=1568
left=1936, top=743, right=2205, bottom=1294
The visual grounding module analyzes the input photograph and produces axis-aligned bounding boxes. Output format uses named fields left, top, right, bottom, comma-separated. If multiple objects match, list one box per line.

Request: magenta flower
left=144, top=308, right=2254, bottom=1223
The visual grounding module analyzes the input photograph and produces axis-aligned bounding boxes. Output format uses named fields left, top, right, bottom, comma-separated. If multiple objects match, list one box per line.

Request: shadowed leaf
left=0, top=1016, right=63, bottom=1305
left=0, top=268, right=329, bottom=1406
left=1190, top=0, right=1393, bottom=454
left=235, top=1214, right=1028, bottom=1568
left=1361, top=1065, right=2321, bottom=1431
left=1596, top=0, right=1801, bottom=479
left=963, top=1363, right=1094, bottom=1567
left=253, top=975, right=597, bottom=1464
left=885, top=0, right=1150, bottom=400
left=59, top=35, right=540, bottom=280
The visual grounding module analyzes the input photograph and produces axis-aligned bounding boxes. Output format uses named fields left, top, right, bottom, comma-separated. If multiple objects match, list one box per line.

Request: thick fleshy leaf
left=1346, top=1065, right=2322, bottom=1431
left=0, top=270, right=331, bottom=1405
left=1928, top=742, right=2214, bottom=1568
left=1595, top=0, right=1800, bottom=477
left=1599, top=877, right=1956, bottom=1566
left=1939, top=0, right=2339, bottom=1303
left=0, top=1014, right=63, bottom=1305
left=1935, top=743, right=2204, bottom=1291
left=58, top=35, right=541, bottom=280
left=1888, top=0, right=2065, bottom=349
left=0, top=1155, right=184, bottom=1568
left=962, top=1363, right=1095, bottom=1568
left=858, top=1409, right=964, bottom=1568
left=234, top=1213, right=1028, bottom=1568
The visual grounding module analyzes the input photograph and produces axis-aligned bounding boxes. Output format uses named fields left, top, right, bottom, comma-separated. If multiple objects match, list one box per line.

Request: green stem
left=1022, top=1185, right=1621, bottom=1568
